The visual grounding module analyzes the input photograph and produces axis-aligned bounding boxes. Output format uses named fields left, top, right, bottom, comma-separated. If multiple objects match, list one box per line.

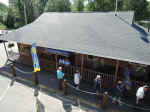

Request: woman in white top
left=74, top=70, right=81, bottom=89
left=136, top=85, right=148, bottom=104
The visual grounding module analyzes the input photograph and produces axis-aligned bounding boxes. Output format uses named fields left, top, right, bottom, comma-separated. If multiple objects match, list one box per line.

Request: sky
left=0, top=0, right=8, bottom=6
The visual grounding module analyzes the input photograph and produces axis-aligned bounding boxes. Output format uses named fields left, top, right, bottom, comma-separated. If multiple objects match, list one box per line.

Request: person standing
left=57, top=66, right=64, bottom=90
left=94, top=75, right=102, bottom=94
left=113, top=81, right=124, bottom=105
left=74, top=70, right=81, bottom=89
left=136, top=85, right=148, bottom=105
left=122, top=79, right=132, bottom=97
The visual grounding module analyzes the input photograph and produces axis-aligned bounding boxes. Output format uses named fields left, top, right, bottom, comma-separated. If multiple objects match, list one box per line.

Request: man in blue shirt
left=113, top=81, right=124, bottom=105
left=57, top=66, right=64, bottom=90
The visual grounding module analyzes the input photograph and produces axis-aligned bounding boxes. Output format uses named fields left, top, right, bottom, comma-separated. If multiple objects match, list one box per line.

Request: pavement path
left=0, top=75, right=35, bottom=112
left=0, top=74, right=99, bottom=112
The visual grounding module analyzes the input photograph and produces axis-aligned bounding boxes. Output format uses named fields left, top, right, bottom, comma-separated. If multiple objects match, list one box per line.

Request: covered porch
left=16, top=43, right=150, bottom=92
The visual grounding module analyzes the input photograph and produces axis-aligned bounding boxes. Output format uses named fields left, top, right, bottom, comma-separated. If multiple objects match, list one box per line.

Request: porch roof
left=1, top=11, right=150, bottom=65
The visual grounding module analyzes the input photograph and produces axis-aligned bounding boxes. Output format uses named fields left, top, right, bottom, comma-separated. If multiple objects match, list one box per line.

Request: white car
left=0, top=30, right=8, bottom=42
left=0, top=30, right=8, bottom=35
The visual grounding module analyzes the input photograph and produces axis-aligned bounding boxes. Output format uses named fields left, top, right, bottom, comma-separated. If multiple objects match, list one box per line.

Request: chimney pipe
left=115, top=0, right=118, bottom=16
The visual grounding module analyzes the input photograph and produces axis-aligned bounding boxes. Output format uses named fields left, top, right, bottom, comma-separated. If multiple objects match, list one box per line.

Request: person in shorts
left=136, top=85, right=148, bottom=105
left=94, top=75, right=102, bottom=94
left=57, top=66, right=64, bottom=90
left=74, top=70, right=81, bottom=89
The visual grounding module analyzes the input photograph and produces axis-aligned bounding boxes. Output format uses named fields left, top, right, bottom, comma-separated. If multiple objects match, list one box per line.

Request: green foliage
left=147, top=1, right=150, bottom=18
left=72, top=0, right=84, bottom=11
left=5, top=8, right=15, bottom=29
left=85, top=0, right=115, bottom=11
left=32, top=0, right=47, bottom=18
left=0, top=3, right=8, bottom=25
left=44, top=0, right=71, bottom=12
left=122, top=0, right=149, bottom=21
left=44, top=0, right=56, bottom=12
left=0, top=2, right=8, bottom=13
left=85, top=0, right=150, bottom=21
left=138, top=21, right=150, bottom=28
left=0, top=22, right=7, bottom=30
left=2, top=0, right=150, bottom=29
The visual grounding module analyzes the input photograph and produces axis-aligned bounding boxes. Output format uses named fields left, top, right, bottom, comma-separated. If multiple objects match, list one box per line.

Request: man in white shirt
left=136, top=85, right=148, bottom=104
left=74, top=70, right=81, bottom=89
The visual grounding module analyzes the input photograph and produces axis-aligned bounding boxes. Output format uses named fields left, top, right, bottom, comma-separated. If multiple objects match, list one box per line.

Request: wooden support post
left=101, top=91, right=108, bottom=109
left=3, top=42, right=9, bottom=59
left=62, top=79, right=67, bottom=95
left=75, top=53, right=77, bottom=67
left=10, top=64, right=16, bottom=77
left=114, top=60, right=119, bottom=83
left=33, top=72, right=39, bottom=85
left=81, top=54, right=84, bottom=75
left=55, top=55, right=58, bottom=70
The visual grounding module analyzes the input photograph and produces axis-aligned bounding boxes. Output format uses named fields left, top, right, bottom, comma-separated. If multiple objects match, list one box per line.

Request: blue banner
left=31, top=43, right=40, bottom=72
left=41, top=48, right=70, bottom=56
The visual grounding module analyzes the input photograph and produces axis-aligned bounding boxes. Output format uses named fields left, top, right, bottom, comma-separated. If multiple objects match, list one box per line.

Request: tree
left=55, top=0, right=71, bottom=12
left=103, top=0, right=116, bottom=11
left=85, top=0, right=95, bottom=11
left=147, top=1, right=150, bottom=18
left=44, top=0, right=71, bottom=12
left=32, top=0, right=48, bottom=18
left=72, top=0, right=84, bottom=11
left=94, top=0, right=104, bottom=11
left=122, top=0, right=149, bottom=21
left=5, top=8, right=15, bottom=29
left=85, top=0, right=115, bottom=11
left=14, top=0, right=35, bottom=26
left=0, top=3, right=8, bottom=24
left=44, top=0, right=56, bottom=12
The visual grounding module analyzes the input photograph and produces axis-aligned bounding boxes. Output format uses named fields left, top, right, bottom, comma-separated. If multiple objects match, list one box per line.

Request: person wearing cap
left=57, top=66, right=64, bottom=90
left=74, top=70, right=81, bottom=89
left=93, top=75, right=102, bottom=94
left=136, top=85, right=148, bottom=105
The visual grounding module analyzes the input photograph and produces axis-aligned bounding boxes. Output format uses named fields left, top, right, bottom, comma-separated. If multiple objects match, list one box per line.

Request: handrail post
left=101, top=91, right=108, bottom=109
left=55, top=55, right=58, bottom=70
left=62, top=79, right=67, bottom=95
left=10, top=64, right=16, bottom=77
left=33, top=72, right=39, bottom=85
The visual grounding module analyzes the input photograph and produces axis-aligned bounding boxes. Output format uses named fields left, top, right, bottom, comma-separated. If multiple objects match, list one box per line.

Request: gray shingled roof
left=1, top=11, right=150, bottom=65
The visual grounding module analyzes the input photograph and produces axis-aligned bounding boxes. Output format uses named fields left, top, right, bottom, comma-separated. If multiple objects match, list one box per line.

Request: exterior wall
left=17, top=43, right=149, bottom=81
left=18, top=43, right=33, bottom=66
left=17, top=43, right=64, bottom=73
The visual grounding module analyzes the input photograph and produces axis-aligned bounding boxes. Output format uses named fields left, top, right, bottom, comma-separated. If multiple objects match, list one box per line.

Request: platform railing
left=62, top=65, right=150, bottom=90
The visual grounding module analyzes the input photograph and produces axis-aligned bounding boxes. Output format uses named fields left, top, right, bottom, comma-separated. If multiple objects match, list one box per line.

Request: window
left=88, top=55, right=93, bottom=60
left=19, top=44, right=30, bottom=55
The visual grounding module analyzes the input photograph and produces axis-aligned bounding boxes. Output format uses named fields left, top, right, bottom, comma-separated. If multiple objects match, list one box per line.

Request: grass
left=0, top=22, right=7, bottom=30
